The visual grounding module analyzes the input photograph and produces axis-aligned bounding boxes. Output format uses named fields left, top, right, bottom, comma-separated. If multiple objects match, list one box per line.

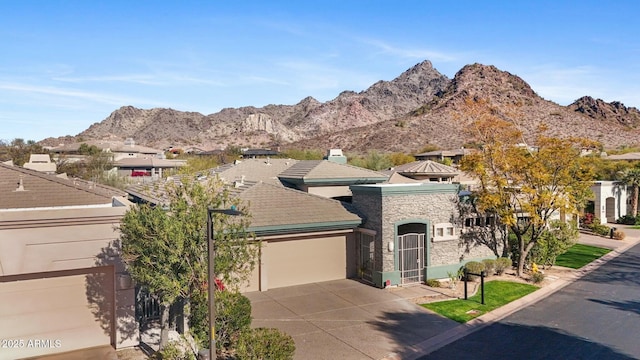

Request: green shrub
left=530, top=271, right=545, bottom=284
left=616, top=214, right=639, bottom=225
left=482, top=259, right=496, bottom=275
left=530, top=220, right=579, bottom=268
left=495, top=257, right=512, bottom=275
left=464, top=261, right=485, bottom=281
left=426, top=279, right=441, bottom=288
left=588, top=223, right=611, bottom=236
left=216, top=291, right=253, bottom=350
left=236, top=328, right=295, bottom=360
left=153, top=341, right=195, bottom=360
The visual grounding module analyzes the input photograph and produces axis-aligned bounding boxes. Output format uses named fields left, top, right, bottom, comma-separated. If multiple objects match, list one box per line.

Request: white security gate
left=398, top=233, right=425, bottom=284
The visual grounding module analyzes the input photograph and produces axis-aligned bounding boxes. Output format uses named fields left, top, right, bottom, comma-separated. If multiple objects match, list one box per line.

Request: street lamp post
left=207, top=206, right=244, bottom=360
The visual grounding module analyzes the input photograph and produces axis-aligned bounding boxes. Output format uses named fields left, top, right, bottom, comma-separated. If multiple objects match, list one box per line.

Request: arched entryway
left=397, top=222, right=428, bottom=285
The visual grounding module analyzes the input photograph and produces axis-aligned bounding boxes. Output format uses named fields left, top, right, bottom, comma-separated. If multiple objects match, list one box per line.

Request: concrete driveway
left=245, top=279, right=458, bottom=360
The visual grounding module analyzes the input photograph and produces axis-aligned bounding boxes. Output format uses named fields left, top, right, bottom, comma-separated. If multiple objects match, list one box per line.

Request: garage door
left=0, top=268, right=114, bottom=360
left=266, top=235, right=346, bottom=289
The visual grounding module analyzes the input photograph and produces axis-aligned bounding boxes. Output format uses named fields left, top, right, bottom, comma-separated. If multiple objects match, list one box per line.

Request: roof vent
left=15, top=176, right=26, bottom=192
left=234, top=175, right=245, bottom=188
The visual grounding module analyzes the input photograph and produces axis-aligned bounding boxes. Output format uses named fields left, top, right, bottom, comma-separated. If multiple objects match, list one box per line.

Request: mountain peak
left=569, top=96, right=640, bottom=126
left=42, top=60, right=640, bottom=153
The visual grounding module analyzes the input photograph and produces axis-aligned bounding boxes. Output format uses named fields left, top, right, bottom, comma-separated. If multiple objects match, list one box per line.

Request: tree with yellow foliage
left=460, top=98, right=595, bottom=277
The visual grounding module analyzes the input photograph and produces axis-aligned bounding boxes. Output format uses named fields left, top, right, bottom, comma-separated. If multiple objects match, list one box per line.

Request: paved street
left=420, top=240, right=640, bottom=360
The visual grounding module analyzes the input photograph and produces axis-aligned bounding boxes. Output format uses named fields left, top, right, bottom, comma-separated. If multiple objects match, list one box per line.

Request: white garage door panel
left=0, top=271, right=113, bottom=359
left=268, top=236, right=346, bottom=289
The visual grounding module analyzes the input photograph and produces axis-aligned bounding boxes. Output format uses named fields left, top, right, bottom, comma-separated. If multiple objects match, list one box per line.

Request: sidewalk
left=383, top=225, right=640, bottom=360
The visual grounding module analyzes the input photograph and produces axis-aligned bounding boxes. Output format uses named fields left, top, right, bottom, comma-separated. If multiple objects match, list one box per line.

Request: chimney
left=324, top=149, right=347, bottom=164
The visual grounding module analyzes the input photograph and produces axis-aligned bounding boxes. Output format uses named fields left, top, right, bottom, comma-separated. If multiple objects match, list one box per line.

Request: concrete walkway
left=246, top=280, right=458, bottom=360
left=248, top=225, right=640, bottom=360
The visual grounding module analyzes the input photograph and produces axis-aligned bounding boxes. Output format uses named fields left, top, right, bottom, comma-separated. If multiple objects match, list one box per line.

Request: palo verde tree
left=119, top=175, right=258, bottom=349
left=460, top=98, right=595, bottom=277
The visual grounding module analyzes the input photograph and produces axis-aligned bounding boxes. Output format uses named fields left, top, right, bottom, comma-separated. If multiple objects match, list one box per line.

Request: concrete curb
left=381, top=235, right=640, bottom=360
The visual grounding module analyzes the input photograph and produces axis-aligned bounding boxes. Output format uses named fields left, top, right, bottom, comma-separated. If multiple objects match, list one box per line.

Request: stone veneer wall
left=351, top=190, right=384, bottom=272
left=381, top=192, right=456, bottom=271
left=352, top=184, right=496, bottom=286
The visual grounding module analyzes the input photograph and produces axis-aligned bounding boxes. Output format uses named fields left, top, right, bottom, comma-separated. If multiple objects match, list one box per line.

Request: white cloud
left=0, top=82, right=166, bottom=107
left=358, top=37, right=458, bottom=62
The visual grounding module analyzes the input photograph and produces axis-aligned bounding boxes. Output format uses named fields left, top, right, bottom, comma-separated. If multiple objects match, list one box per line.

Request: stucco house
left=0, top=163, right=138, bottom=359
left=414, top=148, right=476, bottom=164
left=114, top=157, right=187, bottom=181
left=49, top=138, right=164, bottom=163
left=588, top=181, right=629, bottom=224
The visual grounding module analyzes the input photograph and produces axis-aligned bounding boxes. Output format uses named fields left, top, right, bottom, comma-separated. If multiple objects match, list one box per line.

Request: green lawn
left=422, top=281, right=538, bottom=323
left=555, top=244, right=611, bottom=269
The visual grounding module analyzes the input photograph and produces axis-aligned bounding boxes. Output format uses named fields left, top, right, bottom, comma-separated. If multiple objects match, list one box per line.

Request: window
left=464, top=215, right=496, bottom=228
left=433, top=223, right=457, bottom=241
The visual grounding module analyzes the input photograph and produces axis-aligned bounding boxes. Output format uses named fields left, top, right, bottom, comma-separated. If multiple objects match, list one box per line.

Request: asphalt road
left=420, top=241, right=640, bottom=360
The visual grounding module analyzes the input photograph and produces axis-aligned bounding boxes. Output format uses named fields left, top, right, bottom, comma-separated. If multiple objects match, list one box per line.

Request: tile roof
left=51, top=140, right=163, bottom=154
left=278, top=160, right=389, bottom=183
left=385, top=172, right=424, bottom=184
left=0, top=163, right=125, bottom=209
left=414, top=148, right=476, bottom=157
left=115, top=157, right=187, bottom=168
left=236, top=182, right=361, bottom=232
left=209, top=158, right=298, bottom=186
left=126, top=178, right=361, bottom=235
left=605, top=152, right=640, bottom=160
left=391, top=160, right=459, bottom=176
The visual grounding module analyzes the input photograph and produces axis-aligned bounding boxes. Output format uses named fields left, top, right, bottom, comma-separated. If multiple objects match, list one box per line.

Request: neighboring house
left=385, top=160, right=459, bottom=183
left=588, top=181, right=628, bottom=224
left=0, top=163, right=137, bottom=358
left=114, top=157, right=187, bottom=181
left=50, top=138, right=164, bottom=162
left=277, top=160, right=388, bottom=200
left=414, top=148, right=476, bottom=164
left=22, top=154, right=57, bottom=174
left=241, top=148, right=281, bottom=158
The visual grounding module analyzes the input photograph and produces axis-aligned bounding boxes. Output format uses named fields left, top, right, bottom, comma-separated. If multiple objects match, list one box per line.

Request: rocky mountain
left=60, top=60, right=449, bottom=150
left=286, top=64, right=640, bottom=153
left=568, top=96, right=640, bottom=127
left=42, top=61, right=640, bottom=153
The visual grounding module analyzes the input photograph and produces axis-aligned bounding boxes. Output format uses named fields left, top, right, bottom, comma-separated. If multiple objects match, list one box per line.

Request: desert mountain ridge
left=40, top=61, right=640, bottom=154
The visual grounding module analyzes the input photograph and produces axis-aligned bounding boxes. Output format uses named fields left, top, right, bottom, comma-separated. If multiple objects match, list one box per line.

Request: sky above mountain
left=1, top=0, right=639, bottom=141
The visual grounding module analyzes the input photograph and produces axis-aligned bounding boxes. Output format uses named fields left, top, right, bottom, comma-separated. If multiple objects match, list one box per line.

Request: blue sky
left=1, top=1, right=639, bottom=142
